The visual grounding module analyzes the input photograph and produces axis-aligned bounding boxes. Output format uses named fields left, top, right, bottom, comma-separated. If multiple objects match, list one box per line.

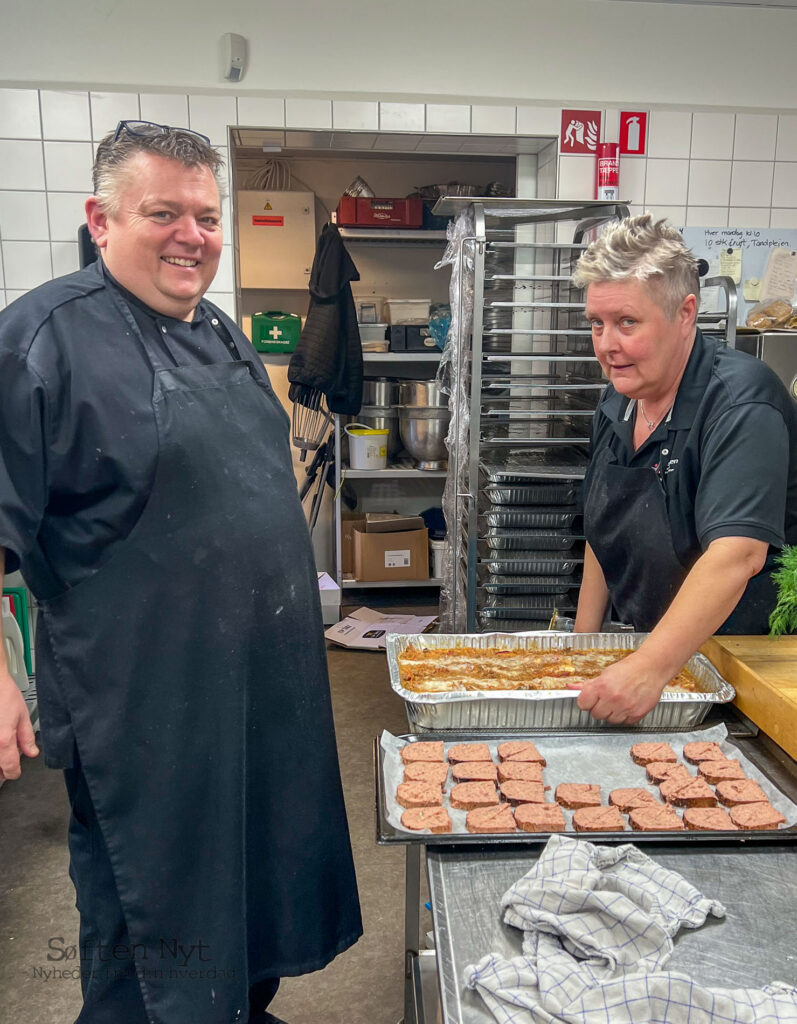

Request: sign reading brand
left=619, top=112, right=648, bottom=155
left=560, top=110, right=602, bottom=155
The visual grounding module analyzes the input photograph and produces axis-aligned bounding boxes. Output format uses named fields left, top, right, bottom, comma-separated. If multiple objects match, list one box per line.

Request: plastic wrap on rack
left=434, top=208, right=475, bottom=630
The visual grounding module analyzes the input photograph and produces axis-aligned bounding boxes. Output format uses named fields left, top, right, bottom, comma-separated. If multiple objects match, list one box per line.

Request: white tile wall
left=645, top=206, right=686, bottom=224
left=776, top=116, right=797, bottom=162
left=690, top=113, right=734, bottom=160
left=205, top=292, right=235, bottom=318
left=285, top=98, right=332, bottom=130
left=44, top=142, right=94, bottom=192
left=91, top=92, right=140, bottom=139
left=0, top=191, right=49, bottom=240
left=647, top=111, right=692, bottom=159
left=331, top=100, right=377, bottom=131
left=237, top=96, right=285, bottom=127
left=729, top=161, right=774, bottom=207
left=0, top=88, right=41, bottom=138
left=685, top=206, right=728, bottom=227
left=425, top=105, right=470, bottom=134
left=772, top=164, right=797, bottom=207
left=619, top=158, right=646, bottom=207
left=471, top=105, right=515, bottom=135
left=557, top=155, right=594, bottom=200
left=515, top=106, right=559, bottom=136
left=734, top=115, right=778, bottom=161
left=688, top=160, right=731, bottom=206
left=212, top=247, right=235, bottom=293
left=770, top=208, right=797, bottom=228
left=48, top=192, right=89, bottom=241
left=729, top=207, right=770, bottom=228
left=40, top=90, right=91, bottom=141
left=0, top=140, right=45, bottom=190
left=3, top=241, right=52, bottom=289
left=379, top=103, right=424, bottom=133
left=645, top=159, right=689, bottom=205
left=188, top=95, right=238, bottom=145
left=139, top=93, right=190, bottom=127
left=51, top=241, right=80, bottom=277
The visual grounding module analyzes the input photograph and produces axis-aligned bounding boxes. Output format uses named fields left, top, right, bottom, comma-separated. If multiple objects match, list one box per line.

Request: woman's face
left=585, top=278, right=697, bottom=400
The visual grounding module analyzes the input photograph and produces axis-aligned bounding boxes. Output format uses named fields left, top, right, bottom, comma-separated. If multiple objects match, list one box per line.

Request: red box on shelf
left=336, top=196, right=423, bottom=228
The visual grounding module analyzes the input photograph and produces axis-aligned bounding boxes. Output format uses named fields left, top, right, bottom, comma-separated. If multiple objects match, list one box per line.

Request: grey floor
left=0, top=619, right=434, bottom=1024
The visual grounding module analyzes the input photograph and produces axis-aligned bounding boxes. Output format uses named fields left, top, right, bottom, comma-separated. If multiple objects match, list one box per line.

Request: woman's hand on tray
left=567, top=650, right=666, bottom=725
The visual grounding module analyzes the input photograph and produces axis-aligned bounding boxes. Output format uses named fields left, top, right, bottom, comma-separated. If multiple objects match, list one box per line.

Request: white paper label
left=385, top=549, right=411, bottom=568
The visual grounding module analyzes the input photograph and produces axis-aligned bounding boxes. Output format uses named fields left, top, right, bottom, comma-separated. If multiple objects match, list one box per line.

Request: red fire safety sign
left=560, top=110, right=602, bottom=154
left=619, top=112, right=648, bottom=156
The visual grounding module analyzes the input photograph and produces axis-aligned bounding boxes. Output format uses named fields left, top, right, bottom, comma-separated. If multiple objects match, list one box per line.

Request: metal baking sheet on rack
left=385, top=632, right=733, bottom=732
left=482, top=483, right=581, bottom=506
left=480, top=449, right=589, bottom=482
left=375, top=725, right=797, bottom=845
left=481, top=575, right=579, bottom=595
left=482, top=507, right=581, bottom=529
left=481, top=554, right=583, bottom=576
left=483, top=530, right=583, bottom=551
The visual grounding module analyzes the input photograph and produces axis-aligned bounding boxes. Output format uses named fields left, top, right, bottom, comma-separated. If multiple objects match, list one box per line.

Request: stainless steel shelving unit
left=433, top=198, right=631, bottom=632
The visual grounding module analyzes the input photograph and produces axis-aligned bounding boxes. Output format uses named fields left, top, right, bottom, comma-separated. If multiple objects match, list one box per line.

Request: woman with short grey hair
left=569, top=214, right=797, bottom=724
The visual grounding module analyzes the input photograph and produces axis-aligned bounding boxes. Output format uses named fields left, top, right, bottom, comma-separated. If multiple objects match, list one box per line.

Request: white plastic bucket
left=345, top=423, right=389, bottom=470
left=429, top=538, right=447, bottom=579
left=2, top=606, right=28, bottom=694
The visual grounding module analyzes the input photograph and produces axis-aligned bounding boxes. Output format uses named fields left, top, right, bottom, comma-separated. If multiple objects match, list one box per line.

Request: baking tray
left=481, top=553, right=583, bottom=575
left=480, top=575, right=579, bottom=595
left=480, top=596, right=577, bottom=617
left=385, top=632, right=734, bottom=732
left=482, top=507, right=581, bottom=529
left=480, top=449, right=588, bottom=482
left=482, top=484, right=580, bottom=506
left=476, top=617, right=552, bottom=632
left=375, top=725, right=797, bottom=845
left=483, top=529, right=583, bottom=551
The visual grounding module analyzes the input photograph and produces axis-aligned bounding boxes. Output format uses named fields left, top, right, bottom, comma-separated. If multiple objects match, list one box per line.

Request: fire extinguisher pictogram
left=595, top=143, right=619, bottom=201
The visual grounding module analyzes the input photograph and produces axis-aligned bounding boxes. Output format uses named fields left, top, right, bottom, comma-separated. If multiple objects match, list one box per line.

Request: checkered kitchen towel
left=464, top=835, right=797, bottom=1023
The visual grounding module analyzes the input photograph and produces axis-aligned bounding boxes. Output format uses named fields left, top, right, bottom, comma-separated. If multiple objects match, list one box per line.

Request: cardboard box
left=364, top=513, right=425, bottom=533
left=317, top=572, right=341, bottom=625
left=353, top=527, right=429, bottom=582
left=325, top=606, right=437, bottom=650
left=341, top=514, right=366, bottom=575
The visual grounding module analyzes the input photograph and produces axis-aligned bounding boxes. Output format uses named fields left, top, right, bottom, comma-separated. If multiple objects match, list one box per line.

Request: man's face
left=585, top=278, right=696, bottom=399
left=86, top=152, right=223, bottom=321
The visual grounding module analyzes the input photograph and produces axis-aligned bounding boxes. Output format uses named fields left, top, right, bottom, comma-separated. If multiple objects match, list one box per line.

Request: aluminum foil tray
left=480, top=449, right=588, bottom=482
left=481, top=595, right=577, bottom=615
left=484, top=529, right=583, bottom=551
left=483, top=553, right=583, bottom=575
left=476, top=617, right=552, bottom=632
left=481, top=575, right=579, bottom=595
left=385, top=632, right=735, bottom=732
left=482, top=484, right=580, bottom=506
left=483, top=506, right=581, bottom=529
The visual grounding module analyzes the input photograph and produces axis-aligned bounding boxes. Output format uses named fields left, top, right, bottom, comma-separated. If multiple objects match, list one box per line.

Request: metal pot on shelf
left=362, top=377, right=399, bottom=407
left=397, top=381, right=450, bottom=470
left=357, top=405, right=402, bottom=459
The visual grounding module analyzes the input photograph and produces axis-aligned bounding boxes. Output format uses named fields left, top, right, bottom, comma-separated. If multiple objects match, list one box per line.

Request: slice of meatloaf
left=465, top=804, right=516, bottom=834
left=697, top=760, right=746, bottom=785
left=716, top=779, right=769, bottom=806
left=555, top=783, right=601, bottom=809
left=401, top=741, right=445, bottom=764
left=628, top=805, right=685, bottom=831
left=515, top=803, right=567, bottom=833
left=659, top=776, right=717, bottom=807
left=630, top=742, right=678, bottom=765
left=682, top=741, right=726, bottom=764
left=729, top=802, right=786, bottom=830
left=396, top=781, right=443, bottom=808
left=451, top=761, right=498, bottom=782
left=609, top=788, right=661, bottom=812
left=450, top=781, right=499, bottom=810
left=500, top=781, right=546, bottom=805
left=573, top=806, right=626, bottom=832
left=645, top=762, right=692, bottom=784
left=447, top=743, right=493, bottom=763
left=403, top=762, right=450, bottom=787
left=496, top=741, right=546, bottom=765
left=683, top=807, right=738, bottom=831
left=498, top=762, right=545, bottom=784
left=401, top=806, right=452, bottom=833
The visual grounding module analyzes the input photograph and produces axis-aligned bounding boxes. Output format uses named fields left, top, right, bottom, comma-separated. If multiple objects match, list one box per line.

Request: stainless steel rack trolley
left=431, top=199, right=630, bottom=633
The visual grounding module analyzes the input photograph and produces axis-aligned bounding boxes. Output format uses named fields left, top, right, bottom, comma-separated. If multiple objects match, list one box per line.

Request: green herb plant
left=769, top=544, right=797, bottom=637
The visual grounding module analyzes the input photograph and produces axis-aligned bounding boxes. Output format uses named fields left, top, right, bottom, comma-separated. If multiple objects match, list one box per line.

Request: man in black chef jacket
left=571, top=214, right=797, bottom=725
left=0, top=121, right=361, bottom=1024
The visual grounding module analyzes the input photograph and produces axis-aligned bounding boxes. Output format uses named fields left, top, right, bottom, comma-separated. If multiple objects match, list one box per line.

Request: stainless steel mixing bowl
left=358, top=405, right=402, bottom=459
left=398, top=406, right=450, bottom=470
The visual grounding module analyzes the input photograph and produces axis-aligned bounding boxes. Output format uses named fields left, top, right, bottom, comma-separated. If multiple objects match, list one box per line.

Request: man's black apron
left=584, top=410, right=777, bottom=634
left=37, top=292, right=361, bottom=1023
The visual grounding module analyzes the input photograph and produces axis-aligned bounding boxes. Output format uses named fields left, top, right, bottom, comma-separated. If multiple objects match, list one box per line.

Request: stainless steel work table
left=383, top=716, right=797, bottom=1024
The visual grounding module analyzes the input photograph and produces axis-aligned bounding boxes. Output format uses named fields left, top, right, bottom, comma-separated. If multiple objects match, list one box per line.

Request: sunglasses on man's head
left=113, top=120, right=211, bottom=146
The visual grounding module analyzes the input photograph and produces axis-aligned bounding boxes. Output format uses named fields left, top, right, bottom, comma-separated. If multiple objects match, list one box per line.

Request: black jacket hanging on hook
left=288, top=223, right=363, bottom=414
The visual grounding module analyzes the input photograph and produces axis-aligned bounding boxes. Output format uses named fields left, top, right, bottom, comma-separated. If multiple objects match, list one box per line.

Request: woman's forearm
left=574, top=542, right=610, bottom=632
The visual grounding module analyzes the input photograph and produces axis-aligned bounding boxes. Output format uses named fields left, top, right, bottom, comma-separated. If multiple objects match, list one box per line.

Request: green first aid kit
left=251, top=311, right=302, bottom=353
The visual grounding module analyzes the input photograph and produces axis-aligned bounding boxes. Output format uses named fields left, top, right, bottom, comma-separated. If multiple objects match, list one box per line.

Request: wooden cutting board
left=701, top=635, right=797, bottom=760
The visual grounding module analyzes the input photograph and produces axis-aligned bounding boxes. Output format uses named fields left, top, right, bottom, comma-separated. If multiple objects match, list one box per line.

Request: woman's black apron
left=37, top=291, right=362, bottom=1023
left=584, top=410, right=777, bottom=634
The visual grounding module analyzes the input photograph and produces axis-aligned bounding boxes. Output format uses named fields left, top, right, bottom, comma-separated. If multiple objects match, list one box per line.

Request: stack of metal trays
left=476, top=447, right=587, bottom=631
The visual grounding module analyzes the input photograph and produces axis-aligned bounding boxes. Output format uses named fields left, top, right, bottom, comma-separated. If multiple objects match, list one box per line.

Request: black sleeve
left=0, top=344, right=50, bottom=574
left=696, top=402, right=788, bottom=550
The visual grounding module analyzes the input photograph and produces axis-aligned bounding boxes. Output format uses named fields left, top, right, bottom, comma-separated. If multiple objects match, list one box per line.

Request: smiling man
left=570, top=214, right=797, bottom=724
left=0, top=122, right=361, bottom=1024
